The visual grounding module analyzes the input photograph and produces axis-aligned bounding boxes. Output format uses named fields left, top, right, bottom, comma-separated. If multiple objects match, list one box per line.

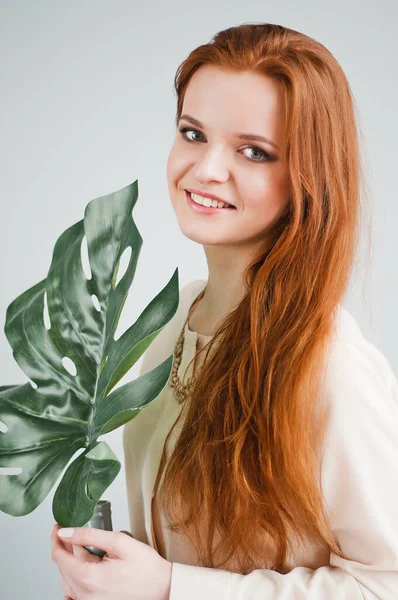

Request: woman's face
left=167, top=65, right=291, bottom=249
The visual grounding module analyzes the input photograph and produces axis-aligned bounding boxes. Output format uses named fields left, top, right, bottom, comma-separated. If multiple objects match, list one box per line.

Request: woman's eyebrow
left=179, top=114, right=280, bottom=151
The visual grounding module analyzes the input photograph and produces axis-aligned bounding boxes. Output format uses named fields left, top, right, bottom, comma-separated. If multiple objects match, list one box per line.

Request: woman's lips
left=185, top=190, right=236, bottom=214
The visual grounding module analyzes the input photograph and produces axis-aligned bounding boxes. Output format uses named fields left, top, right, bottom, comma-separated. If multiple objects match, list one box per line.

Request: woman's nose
left=193, top=145, right=230, bottom=184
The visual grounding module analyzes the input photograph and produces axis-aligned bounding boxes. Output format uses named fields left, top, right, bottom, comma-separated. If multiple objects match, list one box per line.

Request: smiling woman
left=122, top=22, right=398, bottom=600
left=167, top=65, right=291, bottom=252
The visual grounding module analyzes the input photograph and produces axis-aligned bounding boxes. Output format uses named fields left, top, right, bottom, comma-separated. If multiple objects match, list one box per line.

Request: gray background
left=0, top=0, right=396, bottom=598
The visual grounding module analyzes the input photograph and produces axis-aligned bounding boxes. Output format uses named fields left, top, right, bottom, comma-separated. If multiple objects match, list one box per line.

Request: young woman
left=52, top=23, right=398, bottom=600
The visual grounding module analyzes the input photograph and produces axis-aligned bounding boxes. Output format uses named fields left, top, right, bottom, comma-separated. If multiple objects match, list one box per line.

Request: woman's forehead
left=181, top=67, right=286, bottom=147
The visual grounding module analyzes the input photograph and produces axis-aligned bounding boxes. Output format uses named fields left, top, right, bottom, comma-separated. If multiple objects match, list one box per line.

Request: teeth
left=190, top=192, right=232, bottom=209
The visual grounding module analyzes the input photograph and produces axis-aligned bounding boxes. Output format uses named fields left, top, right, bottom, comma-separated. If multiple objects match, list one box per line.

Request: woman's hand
left=51, top=523, right=173, bottom=600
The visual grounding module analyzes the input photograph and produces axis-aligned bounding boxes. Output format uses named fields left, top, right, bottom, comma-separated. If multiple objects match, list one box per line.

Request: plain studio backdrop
left=0, top=1, right=397, bottom=598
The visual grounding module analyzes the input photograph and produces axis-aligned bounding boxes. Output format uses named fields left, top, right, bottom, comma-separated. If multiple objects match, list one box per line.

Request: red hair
left=157, top=23, right=370, bottom=574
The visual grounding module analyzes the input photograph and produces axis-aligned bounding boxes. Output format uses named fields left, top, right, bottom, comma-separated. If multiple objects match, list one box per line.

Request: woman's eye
left=178, top=126, right=273, bottom=163
left=178, top=127, right=205, bottom=142
left=241, top=147, right=271, bottom=163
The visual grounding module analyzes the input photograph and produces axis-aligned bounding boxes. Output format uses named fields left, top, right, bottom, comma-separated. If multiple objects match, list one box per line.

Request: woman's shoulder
left=332, top=305, right=394, bottom=378
left=323, top=304, right=397, bottom=416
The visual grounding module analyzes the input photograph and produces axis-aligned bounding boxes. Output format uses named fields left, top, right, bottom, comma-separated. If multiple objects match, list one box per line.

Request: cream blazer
left=123, top=279, right=398, bottom=599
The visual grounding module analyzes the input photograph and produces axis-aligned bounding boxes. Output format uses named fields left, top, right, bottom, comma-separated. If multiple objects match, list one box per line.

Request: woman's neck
left=189, top=278, right=248, bottom=337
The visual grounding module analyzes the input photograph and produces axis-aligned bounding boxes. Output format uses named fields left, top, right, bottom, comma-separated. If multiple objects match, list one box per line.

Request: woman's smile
left=185, top=189, right=237, bottom=215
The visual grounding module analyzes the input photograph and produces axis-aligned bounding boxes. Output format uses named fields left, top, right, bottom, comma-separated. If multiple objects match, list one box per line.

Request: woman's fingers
left=72, top=544, right=102, bottom=561
left=60, top=576, right=74, bottom=599
left=72, top=543, right=86, bottom=558
left=120, top=529, right=135, bottom=539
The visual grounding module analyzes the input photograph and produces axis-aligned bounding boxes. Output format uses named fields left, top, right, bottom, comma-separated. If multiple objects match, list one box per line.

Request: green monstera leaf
left=0, top=180, right=179, bottom=527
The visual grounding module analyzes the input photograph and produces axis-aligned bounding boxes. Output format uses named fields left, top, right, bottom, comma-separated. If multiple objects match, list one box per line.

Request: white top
left=123, top=278, right=398, bottom=599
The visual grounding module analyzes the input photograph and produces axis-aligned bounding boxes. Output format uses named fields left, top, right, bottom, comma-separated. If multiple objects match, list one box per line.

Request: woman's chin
left=178, top=222, right=231, bottom=245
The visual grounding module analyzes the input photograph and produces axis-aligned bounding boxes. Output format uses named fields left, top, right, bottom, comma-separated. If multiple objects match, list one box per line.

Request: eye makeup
left=178, top=126, right=277, bottom=164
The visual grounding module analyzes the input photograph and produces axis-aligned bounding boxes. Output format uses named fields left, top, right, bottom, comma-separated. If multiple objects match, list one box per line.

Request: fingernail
left=58, top=527, right=75, bottom=538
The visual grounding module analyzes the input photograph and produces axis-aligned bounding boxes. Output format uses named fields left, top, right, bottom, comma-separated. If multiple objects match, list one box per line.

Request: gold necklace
left=169, top=287, right=207, bottom=404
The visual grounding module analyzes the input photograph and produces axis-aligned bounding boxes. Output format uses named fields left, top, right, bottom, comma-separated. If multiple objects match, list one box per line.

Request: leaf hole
left=80, top=236, right=92, bottom=280
left=112, top=246, right=132, bottom=289
left=28, top=379, right=38, bottom=390
left=0, top=467, right=23, bottom=475
left=43, top=291, right=51, bottom=330
left=0, top=420, right=7, bottom=433
left=91, top=294, right=101, bottom=312
left=62, top=357, right=77, bottom=377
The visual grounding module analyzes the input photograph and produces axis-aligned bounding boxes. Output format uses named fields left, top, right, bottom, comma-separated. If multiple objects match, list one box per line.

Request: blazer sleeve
left=168, top=334, right=398, bottom=600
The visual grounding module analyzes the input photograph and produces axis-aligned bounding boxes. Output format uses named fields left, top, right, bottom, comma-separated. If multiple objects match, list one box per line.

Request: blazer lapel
left=143, top=279, right=207, bottom=547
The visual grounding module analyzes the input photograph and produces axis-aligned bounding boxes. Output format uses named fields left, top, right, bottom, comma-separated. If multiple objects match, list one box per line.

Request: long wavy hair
left=157, top=23, right=371, bottom=574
